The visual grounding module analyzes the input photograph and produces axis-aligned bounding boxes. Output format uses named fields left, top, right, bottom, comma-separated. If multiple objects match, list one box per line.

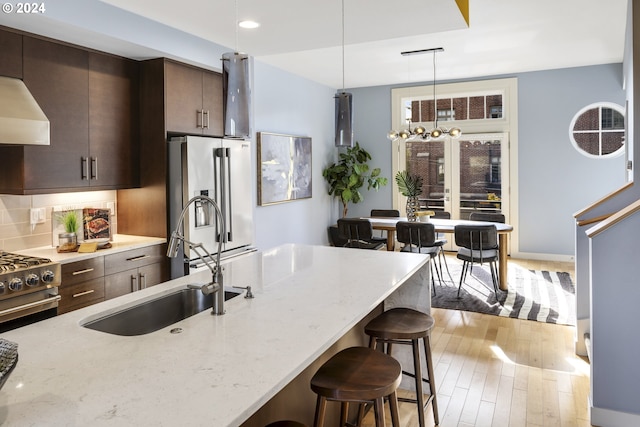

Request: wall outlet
left=30, top=207, right=46, bottom=226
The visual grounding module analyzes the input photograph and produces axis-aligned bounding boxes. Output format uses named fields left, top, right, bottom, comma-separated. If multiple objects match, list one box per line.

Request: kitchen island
left=0, top=244, right=430, bottom=426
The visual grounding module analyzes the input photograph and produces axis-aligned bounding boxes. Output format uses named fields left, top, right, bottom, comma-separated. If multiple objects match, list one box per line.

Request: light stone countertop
left=0, top=244, right=429, bottom=426
left=15, top=234, right=167, bottom=263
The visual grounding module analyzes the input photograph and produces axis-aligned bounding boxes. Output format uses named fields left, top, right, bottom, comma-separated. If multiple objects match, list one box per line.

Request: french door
left=395, top=132, right=509, bottom=222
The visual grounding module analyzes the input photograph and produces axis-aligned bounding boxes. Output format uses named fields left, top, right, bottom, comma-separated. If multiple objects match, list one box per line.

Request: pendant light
left=222, top=0, right=252, bottom=139
left=335, top=0, right=353, bottom=147
left=387, top=47, right=461, bottom=142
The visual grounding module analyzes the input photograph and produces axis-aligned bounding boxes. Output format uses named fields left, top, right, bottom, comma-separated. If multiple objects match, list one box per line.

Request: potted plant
left=395, top=170, right=423, bottom=221
left=322, top=142, right=388, bottom=218
left=57, top=210, right=79, bottom=252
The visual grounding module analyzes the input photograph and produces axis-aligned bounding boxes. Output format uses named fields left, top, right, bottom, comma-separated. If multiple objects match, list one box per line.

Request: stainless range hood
left=0, top=76, right=49, bottom=145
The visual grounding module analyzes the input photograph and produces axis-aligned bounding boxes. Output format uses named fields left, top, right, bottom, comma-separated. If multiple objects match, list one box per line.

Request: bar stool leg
left=423, top=335, right=439, bottom=425
left=388, top=390, right=400, bottom=427
left=412, top=338, right=426, bottom=427
left=340, top=402, right=349, bottom=426
left=373, top=396, right=385, bottom=427
left=314, top=396, right=327, bottom=427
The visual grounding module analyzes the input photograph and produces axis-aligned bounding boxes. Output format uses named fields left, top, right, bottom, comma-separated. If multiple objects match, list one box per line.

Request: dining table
left=366, top=216, right=514, bottom=291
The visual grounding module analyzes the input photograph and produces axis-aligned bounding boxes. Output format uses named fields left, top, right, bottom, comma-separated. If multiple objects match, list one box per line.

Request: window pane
left=486, top=95, right=503, bottom=118
left=469, top=96, right=485, bottom=119
left=574, top=108, right=599, bottom=131
left=601, top=131, right=624, bottom=155
left=574, top=133, right=599, bottom=155
left=406, top=139, right=446, bottom=211
left=452, top=97, right=467, bottom=121
left=459, top=140, right=502, bottom=220
left=601, top=107, right=624, bottom=130
left=420, top=99, right=434, bottom=122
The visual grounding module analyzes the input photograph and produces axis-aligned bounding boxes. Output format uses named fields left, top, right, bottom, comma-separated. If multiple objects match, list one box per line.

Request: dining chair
left=454, top=224, right=500, bottom=297
left=469, top=212, right=506, bottom=223
left=396, top=221, right=442, bottom=295
left=429, top=211, right=453, bottom=283
left=337, top=218, right=386, bottom=250
left=370, top=209, right=400, bottom=249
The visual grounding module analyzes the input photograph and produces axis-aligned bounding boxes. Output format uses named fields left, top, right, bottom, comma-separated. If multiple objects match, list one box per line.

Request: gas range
left=0, top=252, right=61, bottom=301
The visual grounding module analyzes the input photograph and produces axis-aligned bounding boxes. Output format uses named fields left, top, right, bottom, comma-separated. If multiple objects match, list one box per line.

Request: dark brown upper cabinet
left=0, top=35, right=140, bottom=194
left=165, top=60, right=223, bottom=137
left=88, top=52, right=140, bottom=189
left=0, top=29, right=22, bottom=78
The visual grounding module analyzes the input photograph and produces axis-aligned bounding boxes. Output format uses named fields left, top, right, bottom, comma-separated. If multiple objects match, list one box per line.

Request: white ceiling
left=0, top=0, right=629, bottom=89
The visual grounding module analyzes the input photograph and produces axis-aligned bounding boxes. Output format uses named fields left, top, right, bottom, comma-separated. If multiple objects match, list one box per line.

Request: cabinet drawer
left=104, top=244, right=166, bottom=275
left=58, top=277, right=105, bottom=314
left=61, top=257, right=104, bottom=286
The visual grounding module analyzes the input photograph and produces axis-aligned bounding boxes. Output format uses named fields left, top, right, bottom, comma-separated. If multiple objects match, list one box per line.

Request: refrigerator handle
left=215, top=147, right=231, bottom=244
left=224, top=147, right=233, bottom=242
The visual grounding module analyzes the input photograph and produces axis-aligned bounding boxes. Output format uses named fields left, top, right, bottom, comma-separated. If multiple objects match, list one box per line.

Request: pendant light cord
left=234, top=0, right=239, bottom=52
left=341, top=0, right=345, bottom=92
left=433, top=50, right=438, bottom=130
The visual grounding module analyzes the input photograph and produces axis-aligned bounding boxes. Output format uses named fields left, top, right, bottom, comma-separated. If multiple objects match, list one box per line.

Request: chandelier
left=388, top=47, right=461, bottom=142
left=335, top=0, right=353, bottom=147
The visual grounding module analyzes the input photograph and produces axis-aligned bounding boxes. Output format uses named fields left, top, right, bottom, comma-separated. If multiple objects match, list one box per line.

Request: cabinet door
left=139, top=262, right=168, bottom=289
left=0, top=29, right=22, bottom=78
left=165, top=60, right=204, bottom=134
left=105, top=268, right=138, bottom=300
left=22, top=36, right=89, bottom=190
left=89, top=53, right=140, bottom=189
left=202, top=71, right=224, bottom=137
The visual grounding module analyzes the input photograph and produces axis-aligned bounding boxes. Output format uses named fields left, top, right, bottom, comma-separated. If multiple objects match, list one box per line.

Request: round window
left=569, top=102, right=625, bottom=158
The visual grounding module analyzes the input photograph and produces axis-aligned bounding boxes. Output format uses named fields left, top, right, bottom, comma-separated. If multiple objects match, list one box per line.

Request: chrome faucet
left=167, top=195, right=226, bottom=315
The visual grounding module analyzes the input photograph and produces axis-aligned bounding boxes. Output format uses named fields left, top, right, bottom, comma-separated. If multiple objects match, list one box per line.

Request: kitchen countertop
left=0, top=244, right=429, bottom=426
left=15, top=234, right=166, bottom=263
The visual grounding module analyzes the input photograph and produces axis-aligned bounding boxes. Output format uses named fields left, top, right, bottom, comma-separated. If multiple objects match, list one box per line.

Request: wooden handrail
left=573, top=182, right=633, bottom=218
left=587, top=199, right=640, bottom=238
left=576, top=212, right=616, bottom=227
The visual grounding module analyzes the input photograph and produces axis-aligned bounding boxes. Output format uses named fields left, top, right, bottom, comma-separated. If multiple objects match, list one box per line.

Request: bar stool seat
left=265, top=421, right=307, bottom=427
left=364, top=308, right=439, bottom=427
left=310, top=346, right=401, bottom=427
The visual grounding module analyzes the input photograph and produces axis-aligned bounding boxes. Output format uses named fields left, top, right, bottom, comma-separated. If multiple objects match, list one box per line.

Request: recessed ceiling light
left=238, top=20, right=260, bottom=29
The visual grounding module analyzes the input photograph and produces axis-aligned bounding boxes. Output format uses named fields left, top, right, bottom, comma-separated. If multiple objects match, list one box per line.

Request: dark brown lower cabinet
left=59, top=257, right=105, bottom=314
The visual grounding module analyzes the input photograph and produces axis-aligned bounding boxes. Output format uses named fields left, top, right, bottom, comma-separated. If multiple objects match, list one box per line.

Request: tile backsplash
left=0, top=190, right=117, bottom=251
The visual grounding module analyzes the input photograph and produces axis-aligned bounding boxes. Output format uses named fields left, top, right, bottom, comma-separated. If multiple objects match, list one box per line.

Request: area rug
left=431, top=260, right=575, bottom=326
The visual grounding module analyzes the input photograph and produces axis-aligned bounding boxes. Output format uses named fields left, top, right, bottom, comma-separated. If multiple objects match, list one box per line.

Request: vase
left=406, top=196, right=419, bottom=222
left=58, top=232, right=77, bottom=252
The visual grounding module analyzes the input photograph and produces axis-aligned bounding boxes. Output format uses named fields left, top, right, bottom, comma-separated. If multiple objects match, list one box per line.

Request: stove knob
left=26, top=273, right=40, bottom=287
left=8, top=278, right=23, bottom=292
left=41, top=270, right=55, bottom=284
left=0, top=282, right=5, bottom=294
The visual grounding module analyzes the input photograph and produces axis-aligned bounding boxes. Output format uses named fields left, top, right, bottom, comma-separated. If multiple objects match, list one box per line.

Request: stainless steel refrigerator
left=168, top=136, right=255, bottom=278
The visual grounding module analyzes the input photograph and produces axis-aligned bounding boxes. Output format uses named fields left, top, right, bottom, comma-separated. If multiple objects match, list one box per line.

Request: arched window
left=570, top=102, right=625, bottom=158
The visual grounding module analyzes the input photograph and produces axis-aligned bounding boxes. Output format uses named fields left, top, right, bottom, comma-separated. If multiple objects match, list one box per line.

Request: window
left=570, top=102, right=625, bottom=158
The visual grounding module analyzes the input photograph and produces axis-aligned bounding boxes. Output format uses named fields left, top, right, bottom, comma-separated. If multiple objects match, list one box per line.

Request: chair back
left=396, top=221, right=436, bottom=249
left=370, top=209, right=400, bottom=218
left=432, top=211, right=450, bottom=219
left=454, top=224, right=498, bottom=251
left=468, top=212, right=505, bottom=223
left=337, top=218, right=375, bottom=247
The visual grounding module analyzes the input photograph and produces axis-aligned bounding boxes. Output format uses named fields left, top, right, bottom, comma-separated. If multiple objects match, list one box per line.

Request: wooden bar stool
left=310, top=346, right=401, bottom=427
left=364, top=308, right=439, bottom=427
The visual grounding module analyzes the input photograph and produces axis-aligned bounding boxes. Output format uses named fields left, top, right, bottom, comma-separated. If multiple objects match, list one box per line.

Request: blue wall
left=345, top=64, right=625, bottom=258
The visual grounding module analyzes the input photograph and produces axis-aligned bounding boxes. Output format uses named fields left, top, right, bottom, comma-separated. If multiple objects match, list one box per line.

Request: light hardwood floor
left=362, top=256, right=591, bottom=427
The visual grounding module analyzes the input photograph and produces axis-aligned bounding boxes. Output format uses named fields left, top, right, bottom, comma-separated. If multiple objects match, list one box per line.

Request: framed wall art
left=258, top=132, right=312, bottom=206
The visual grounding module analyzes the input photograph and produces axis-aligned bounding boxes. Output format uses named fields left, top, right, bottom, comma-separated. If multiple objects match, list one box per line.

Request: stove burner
left=0, top=252, right=52, bottom=270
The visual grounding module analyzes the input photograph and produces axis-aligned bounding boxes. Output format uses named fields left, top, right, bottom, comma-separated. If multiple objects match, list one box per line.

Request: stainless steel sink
left=81, top=287, right=242, bottom=336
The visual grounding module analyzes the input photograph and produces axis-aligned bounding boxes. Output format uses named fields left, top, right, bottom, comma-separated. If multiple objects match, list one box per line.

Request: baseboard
left=590, top=401, right=640, bottom=427
left=510, top=251, right=575, bottom=263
